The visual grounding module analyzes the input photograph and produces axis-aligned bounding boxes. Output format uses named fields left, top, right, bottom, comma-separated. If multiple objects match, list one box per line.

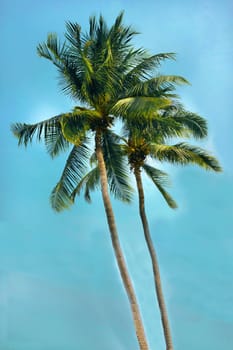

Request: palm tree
left=119, top=106, right=222, bottom=350
left=11, top=13, right=190, bottom=349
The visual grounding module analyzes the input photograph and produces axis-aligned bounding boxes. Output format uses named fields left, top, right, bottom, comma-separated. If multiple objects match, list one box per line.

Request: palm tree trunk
left=95, top=131, right=149, bottom=350
left=134, top=167, right=174, bottom=350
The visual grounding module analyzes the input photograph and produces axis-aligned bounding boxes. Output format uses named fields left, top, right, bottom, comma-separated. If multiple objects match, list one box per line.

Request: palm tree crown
left=121, top=105, right=221, bottom=205
left=12, top=12, right=189, bottom=212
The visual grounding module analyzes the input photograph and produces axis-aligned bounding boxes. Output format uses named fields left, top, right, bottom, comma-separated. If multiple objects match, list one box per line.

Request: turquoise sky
left=1, top=0, right=232, bottom=349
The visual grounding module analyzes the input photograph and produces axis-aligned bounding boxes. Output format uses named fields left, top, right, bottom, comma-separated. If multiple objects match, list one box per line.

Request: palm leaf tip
left=11, top=117, right=70, bottom=157
left=10, top=122, right=33, bottom=146
left=181, top=144, right=222, bottom=172
left=11, top=123, right=21, bottom=138
left=160, top=191, right=178, bottom=209
left=204, top=155, right=222, bottom=172
left=50, top=184, right=73, bottom=212
left=169, top=198, right=178, bottom=209
left=142, top=164, right=178, bottom=209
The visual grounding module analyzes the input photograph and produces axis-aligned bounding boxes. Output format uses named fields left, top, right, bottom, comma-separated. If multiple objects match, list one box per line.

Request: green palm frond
left=149, top=115, right=188, bottom=139
left=38, top=33, right=95, bottom=104
left=150, top=143, right=222, bottom=171
left=60, top=64, right=84, bottom=102
left=171, top=108, right=208, bottom=139
left=50, top=139, right=91, bottom=211
left=112, top=96, right=172, bottom=118
left=123, top=113, right=188, bottom=142
left=71, top=166, right=100, bottom=203
left=124, top=53, right=176, bottom=83
left=70, top=129, right=134, bottom=204
left=11, top=115, right=70, bottom=158
left=65, top=21, right=82, bottom=49
left=89, top=16, right=97, bottom=38
left=37, top=33, right=68, bottom=68
left=125, top=75, right=189, bottom=97
left=108, top=11, right=139, bottom=48
left=44, top=118, right=71, bottom=157
left=86, top=15, right=141, bottom=106
left=122, top=104, right=209, bottom=148
left=142, top=164, right=177, bottom=208
left=60, top=108, right=101, bottom=145
left=38, top=34, right=85, bottom=101
left=102, top=130, right=133, bottom=202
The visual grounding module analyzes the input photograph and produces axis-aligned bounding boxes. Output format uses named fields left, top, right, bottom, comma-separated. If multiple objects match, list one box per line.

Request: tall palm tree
left=11, top=13, right=190, bottom=349
left=120, top=106, right=222, bottom=350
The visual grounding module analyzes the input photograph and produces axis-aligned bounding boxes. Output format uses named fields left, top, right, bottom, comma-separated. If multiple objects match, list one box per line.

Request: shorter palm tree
left=119, top=107, right=221, bottom=350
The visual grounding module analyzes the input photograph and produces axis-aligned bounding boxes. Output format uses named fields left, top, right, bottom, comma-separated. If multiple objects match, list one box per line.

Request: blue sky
left=1, top=0, right=232, bottom=349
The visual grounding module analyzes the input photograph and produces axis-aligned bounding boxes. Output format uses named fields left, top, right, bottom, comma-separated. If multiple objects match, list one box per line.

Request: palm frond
left=65, top=21, right=82, bottom=49
left=123, top=113, right=188, bottom=142
left=60, top=108, right=100, bottom=145
left=109, top=11, right=139, bottom=47
left=70, top=129, right=132, bottom=204
left=50, top=139, right=91, bottom=211
left=124, top=53, right=176, bottom=83
left=150, top=143, right=222, bottom=172
left=142, top=164, right=177, bottom=208
left=171, top=109, right=208, bottom=139
left=37, top=33, right=67, bottom=68
left=125, top=75, right=189, bottom=97
left=71, top=166, right=100, bottom=203
left=38, top=33, right=95, bottom=104
left=112, top=96, right=172, bottom=118
left=102, top=130, right=133, bottom=202
left=11, top=116, right=70, bottom=158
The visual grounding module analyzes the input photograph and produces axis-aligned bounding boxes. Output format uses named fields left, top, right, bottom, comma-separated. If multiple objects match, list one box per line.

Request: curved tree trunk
left=134, top=167, right=174, bottom=350
left=95, top=131, right=149, bottom=350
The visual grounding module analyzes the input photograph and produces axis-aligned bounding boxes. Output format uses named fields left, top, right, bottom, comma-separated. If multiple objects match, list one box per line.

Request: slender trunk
left=134, top=167, right=174, bottom=350
left=95, top=131, right=149, bottom=350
